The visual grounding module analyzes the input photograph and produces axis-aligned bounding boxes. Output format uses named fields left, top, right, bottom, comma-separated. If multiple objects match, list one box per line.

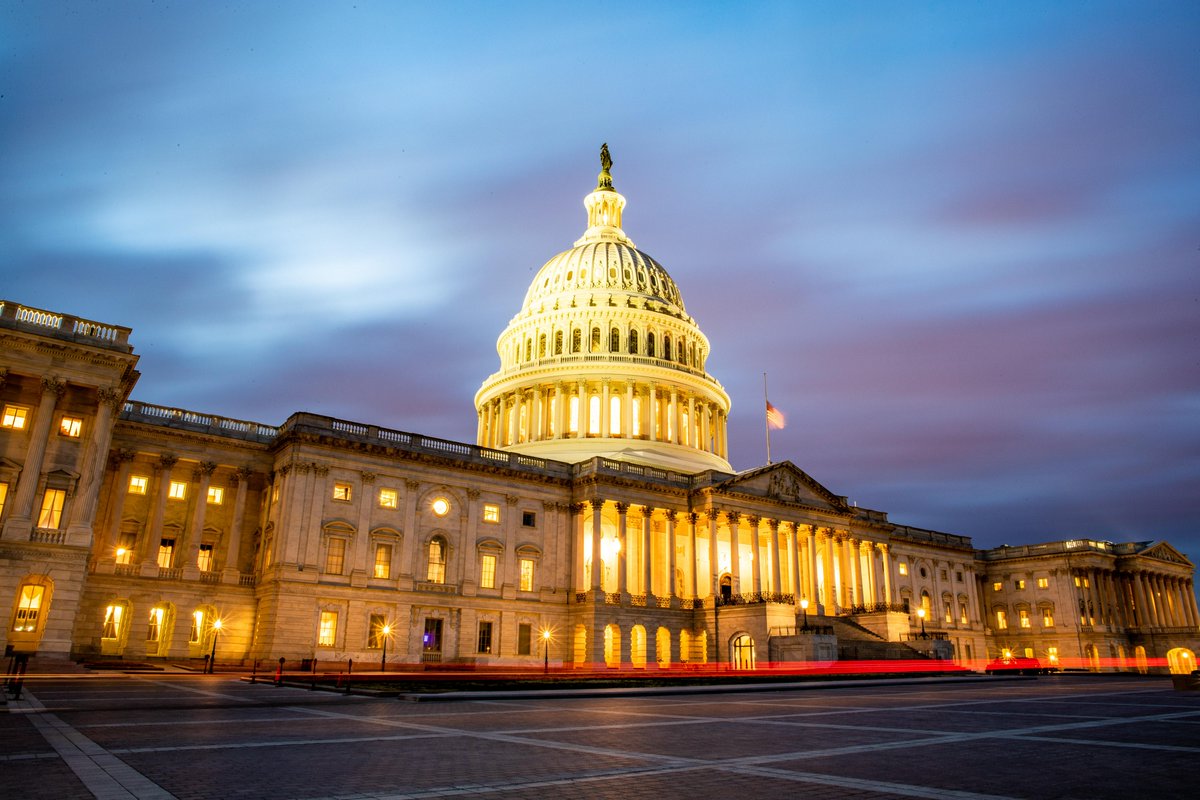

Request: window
left=129, top=475, right=148, bottom=494
left=590, top=327, right=601, bottom=352
left=332, top=482, right=352, bottom=502
left=555, top=330, right=564, bottom=355
left=0, top=482, right=6, bottom=518
left=373, top=543, right=392, bottom=579
left=628, top=329, right=638, bottom=354
left=367, top=614, right=388, bottom=648
left=325, top=538, right=346, bottom=574
left=379, top=488, right=398, bottom=509
left=944, top=601, right=952, bottom=624
left=146, top=607, right=163, bottom=642
left=197, top=544, right=214, bottom=572
left=431, top=497, right=450, bottom=516
left=519, top=559, right=534, bottom=592
left=588, top=395, right=601, bottom=435
left=168, top=481, right=187, bottom=500
left=1042, top=608, right=1055, bottom=627
left=114, top=532, right=135, bottom=564
left=517, top=623, right=532, bottom=656
left=12, top=585, right=44, bottom=632
left=995, top=609, right=1008, bottom=630
left=1019, top=608, right=1031, bottom=628
left=102, top=604, right=124, bottom=639
left=482, top=503, right=500, bottom=523
left=960, top=604, right=969, bottom=625
left=59, top=416, right=82, bottom=437
left=477, top=621, right=493, bottom=654
left=571, top=328, right=581, bottom=353
left=1037, top=577, right=1049, bottom=589
left=522, top=511, right=536, bottom=527
left=940, top=569, right=948, bottom=581
left=37, top=489, right=65, bottom=528
left=480, top=554, right=497, bottom=589
left=318, top=611, right=337, bottom=647
left=189, top=610, right=204, bottom=643
left=1016, top=579, right=1026, bottom=590
left=207, top=487, right=224, bottom=505
left=157, top=538, right=175, bottom=569
left=609, top=327, right=619, bottom=352
left=568, top=396, right=579, bottom=433
left=2, top=404, right=28, bottom=429
left=956, top=571, right=963, bottom=582
left=631, top=396, right=641, bottom=436
left=898, top=562, right=908, bottom=576
left=427, top=537, right=446, bottom=583
left=992, top=581, right=1002, bottom=592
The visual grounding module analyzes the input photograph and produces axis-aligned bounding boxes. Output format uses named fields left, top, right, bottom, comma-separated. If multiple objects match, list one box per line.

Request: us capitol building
left=2, top=149, right=1197, bottom=675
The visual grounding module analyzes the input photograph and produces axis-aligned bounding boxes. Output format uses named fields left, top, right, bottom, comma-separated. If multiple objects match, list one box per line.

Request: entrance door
left=731, top=634, right=755, bottom=670
left=720, top=575, right=732, bottom=601
left=422, top=618, right=443, bottom=663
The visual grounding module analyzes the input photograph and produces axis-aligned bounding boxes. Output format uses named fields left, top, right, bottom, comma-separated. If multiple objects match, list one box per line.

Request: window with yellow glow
left=944, top=601, right=952, bottom=623
left=146, top=607, right=163, bottom=642
left=114, top=533, right=135, bottom=564
left=632, top=397, right=642, bottom=436
left=1015, top=579, right=1026, bottom=590
left=157, top=538, right=175, bottom=569
left=477, top=620, right=493, bottom=654
left=0, top=482, right=7, bottom=518
left=37, top=489, right=65, bottom=528
left=588, top=395, right=601, bottom=435
left=207, top=486, right=223, bottom=505
left=318, top=610, right=337, bottom=647
left=59, top=416, right=82, bottom=437
left=324, top=538, right=346, bottom=574
left=992, top=581, right=1002, bottom=592
left=609, top=396, right=621, bottom=435
left=373, top=543, right=391, bottom=579
left=197, top=544, right=214, bottom=572
left=367, top=614, right=387, bottom=648
left=12, top=584, right=44, bottom=632
left=1019, top=608, right=1031, bottom=628
left=1042, top=608, right=1054, bottom=627
left=995, top=609, right=1008, bottom=629
left=519, top=558, right=534, bottom=592
left=189, top=610, right=204, bottom=643
left=482, top=503, right=500, bottom=523
left=168, top=481, right=187, bottom=500
left=568, top=396, right=579, bottom=434
left=480, top=554, right=497, bottom=589
left=128, top=475, right=148, bottom=494
left=1, top=404, right=28, bottom=430
left=1037, top=577, right=1049, bottom=589
left=332, top=482, right=352, bottom=502
left=427, top=537, right=446, bottom=583
left=898, top=562, right=908, bottom=576
left=960, top=604, right=969, bottom=624
left=102, top=604, right=124, bottom=639
left=431, top=497, right=450, bottom=516
left=378, top=488, right=398, bottom=509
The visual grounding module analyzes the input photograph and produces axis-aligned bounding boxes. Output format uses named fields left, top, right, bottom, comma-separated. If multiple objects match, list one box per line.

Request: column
left=139, top=455, right=177, bottom=564
left=821, top=530, right=836, bottom=611
left=844, top=536, right=861, bottom=607
left=805, top=525, right=818, bottom=605
left=707, top=512, right=719, bottom=597
left=600, top=379, right=611, bottom=437
left=96, top=450, right=135, bottom=555
left=1186, top=579, right=1200, bottom=628
left=624, top=382, right=633, bottom=438
left=669, top=388, right=679, bottom=444
left=555, top=383, right=567, bottom=439
left=590, top=500, right=604, bottom=592
left=2, top=377, right=66, bottom=539
left=747, top=516, right=761, bottom=594
left=640, top=507, right=653, bottom=597
left=573, top=504, right=587, bottom=591
left=788, top=524, right=802, bottom=597
left=576, top=380, right=586, bottom=438
left=224, top=467, right=252, bottom=574
left=1134, top=573, right=1151, bottom=627
left=665, top=511, right=677, bottom=600
left=880, top=543, right=894, bottom=606
left=863, top=542, right=877, bottom=606
left=183, top=461, right=216, bottom=572
left=687, top=395, right=696, bottom=447
left=647, top=384, right=659, bottom=441
left=688, top=513, right=699, bottom=599
left=65, top=386, right=123, bottom=539
left=615, top=502, right=628, bottom=595
left=767, top=519, right=781, bottom=596
left=727, top=512, right=741, bottom=594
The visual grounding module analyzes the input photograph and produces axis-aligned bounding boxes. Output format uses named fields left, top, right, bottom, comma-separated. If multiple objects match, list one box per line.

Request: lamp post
left=542, top=629, right=551, bottom=675
left=208, top=619, right=222, bottom=674
left=917, top=607, right=927, bottom=638
left=380, top=624, right=391, bottom=672
left=800, top=598, right=810, bottom=631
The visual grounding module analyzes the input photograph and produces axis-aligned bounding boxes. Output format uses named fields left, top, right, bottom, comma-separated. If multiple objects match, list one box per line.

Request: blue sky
left=3, top=1, right=1198, bottom=556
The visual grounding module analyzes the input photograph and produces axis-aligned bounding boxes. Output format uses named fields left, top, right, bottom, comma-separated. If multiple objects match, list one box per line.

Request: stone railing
left=714, top=592, right=795, bottom=608
left=890, top=524, right=973, bottom=549
left=414, top=581, right=457, bottom=595
left=980, top=539, right=1145, bottom=560
left=122, top=401, right=278, bottom=442
left=0, top=300, right=133, bottom=352
left=848, top=602, right=910, bottom=614
left=769, top=625, right=835, bottom=637
left=29, top=528, right=67, bottom=545
left=575, top=457, right=709, bottom=488
left=486, top=352, right=718, bottom=384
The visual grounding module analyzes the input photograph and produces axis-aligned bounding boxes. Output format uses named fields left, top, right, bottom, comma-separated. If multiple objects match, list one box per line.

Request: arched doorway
left=1085, top=644, right=1100, bottom=672
left=630, top=625, right=647, bottom=668
left=1167, top=647, right=1196, bottom=675
left=656, top=627, right=671, bottom=667
left=1134, top=645, right=1148, bottom=674
left=603, top=624, right=620, bottom=667
left=572, top=624, right=588, bottom=668
left=720, top=574, right=732, bottom=601
left=731, top=633, right=755, bottom=670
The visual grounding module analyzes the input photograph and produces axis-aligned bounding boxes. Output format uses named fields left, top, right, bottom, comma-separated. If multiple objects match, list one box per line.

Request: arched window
left=524, top=338, right=532, bottom=362
left=609, top=395, right=621, bottom=435
left=427, top=536, right=447, bottom=584
left=538, top=334, right=546, bottom=358
left=588, top=395, right=601, bottom=435
left=663, top=335, right=671, bottom=361
left=568, top=396, right=580, bottom=434
left=571, top=328, right=581, bottom=353
left=628, top=329, right=639, bottom=355
left=554, top=330, right=563, bottom=355
left=647, top=332, right=656, bottom=357
left=590, top=327, right=601, bottom=352
left=610, top=327, right=620, bottom=352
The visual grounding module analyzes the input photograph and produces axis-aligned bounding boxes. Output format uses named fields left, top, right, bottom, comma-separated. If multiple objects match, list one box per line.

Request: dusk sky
left=3, top=2, right=1198, bottom=557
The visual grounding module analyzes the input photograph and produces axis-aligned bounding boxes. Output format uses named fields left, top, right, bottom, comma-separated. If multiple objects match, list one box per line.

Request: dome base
left=502, top=437, right=732, bottom=475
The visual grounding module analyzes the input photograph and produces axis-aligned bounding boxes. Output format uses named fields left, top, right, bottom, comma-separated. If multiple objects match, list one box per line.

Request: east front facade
left=2, top=151, right=1197, bottom=674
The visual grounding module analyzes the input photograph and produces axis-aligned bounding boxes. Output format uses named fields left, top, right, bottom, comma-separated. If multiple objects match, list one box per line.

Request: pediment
left=713, top=461, right=848, bottom=511
left=1138, top=541, right=1193, bottom=567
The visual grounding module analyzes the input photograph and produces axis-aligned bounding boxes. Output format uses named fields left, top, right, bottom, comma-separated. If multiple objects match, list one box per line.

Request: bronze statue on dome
left=597, top=143, right=615, bottom=190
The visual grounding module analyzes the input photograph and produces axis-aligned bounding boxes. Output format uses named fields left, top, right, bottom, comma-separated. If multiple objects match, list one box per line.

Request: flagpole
left=763, top=372, right=772, bottom=466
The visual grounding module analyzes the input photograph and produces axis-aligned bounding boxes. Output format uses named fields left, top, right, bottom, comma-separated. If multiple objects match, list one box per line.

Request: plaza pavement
left=2, top=673, right=1198, bottom=799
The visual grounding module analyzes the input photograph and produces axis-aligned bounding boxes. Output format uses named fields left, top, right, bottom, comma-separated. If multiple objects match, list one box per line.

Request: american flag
left=766, top=401, right=786, bottom=430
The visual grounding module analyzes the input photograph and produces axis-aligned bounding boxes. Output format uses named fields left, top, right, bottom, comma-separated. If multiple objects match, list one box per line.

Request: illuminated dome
left=475, top=145, right=731, bottom=473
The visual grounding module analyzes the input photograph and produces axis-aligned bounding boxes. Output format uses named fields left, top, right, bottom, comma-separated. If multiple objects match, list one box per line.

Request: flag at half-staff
left=766, top=401, right=786, bottom=430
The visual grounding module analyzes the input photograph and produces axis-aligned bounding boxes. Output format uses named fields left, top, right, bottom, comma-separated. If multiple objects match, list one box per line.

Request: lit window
left=1047, top=646, right=1059, bottom=665
left=207, top=487, right=224, bottom=505
left=1016, top=579, right=1026, bottom=590
left=325, top=538, right=346, bottom=574
left=995, top=609, right=1008, bottom=629
left=373, top=543, right=391, bottom=579
left=271, top=485, right=280, bottom=504
left=168, top=481, right=187, bottom=500
left=588, top=395, right=601, bottom=435
left=992, top=582, right=1002, bottom=592
left=0, top=482, right=7, bottom=518
left=1037, top=577, right=1049, bottom=589
left=12, top=584, right=44, bottom=632
left=632, top=397, right=642, bottom=436
left=1042, top=608, right=1054, bottom=627
left=128, top=475, right=148, bottom=494
left=197, top=543, right=214, bottom=572
left=379, top=488, right=398, bottom=509
left=483, top=503, right=500, bottom=523
left=114, top=533, right=135, bottom=564
left=318, top=611, right=337, bottom=647
left=944, top=601, right=952, bottom=624
left=960, top=604, right=969, bottom=625
left=1074, top=576, right=1081, bottom=587
left=609, top=395, right=621, bottom=435
left=102, top=604, right=124, bottom=639
left=898, top=562, right=908, bottom=576
left=477, top=621, right=493, bottom=654
left=569, top=396, right=580, bottom=434
left=367, top=614, right=388, bottom=648
left=37, top=489, right=65, bottom=529
left=190, top=610, right=204, bottom=643
left=146, top=607, right=163, bottom=642
left=1, top=404, right=28, bottom=429
left=431, top=497, right=450, bottom=516
left=517, top=623, right=532, bottom=655
left=1024, top=647, right=1035, bottom=659
left=519, top=559, right=534, bottom=592
left=522, top=511, right=536, bottom=527
left=1019, top=608, right=1031, bottom=628
left=157, top=538, right=175, bottom=568
left=427, top=537, right=446, bottom=583
left=332, top=482, right=352, bottom=501
left=1082, top=577, right=1090, bottom=588
left=480, top=554, right=497, bottom=589
left=59, top=416, right=82, bottom=437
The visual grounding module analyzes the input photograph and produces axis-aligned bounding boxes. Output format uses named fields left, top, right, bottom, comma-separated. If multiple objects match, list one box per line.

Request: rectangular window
left=632, top=397, right=642, bottom=436
left=940, top=569, right=948, bottom=581
left=943, top=601, right=952, bottom=624
left=995, top=609, right=1008, bottom=630
left=197, top=544, right=214, bottom=572
left=1, top=404, right=28, bottom=429
left=522, top=511, right=536, bottom=527
left=517, top=623, right=532, bottom=656
left=992, top=581, right=1002, bottom=592
left=373, top=543, right=392, bottom=579
left=367, top=614, right=387, bottom=648
left=190, top=610, right=204, bottom=643
left=128, top=475, right=148, bottom=494
left=422, top=618, right=443, bottom=652
left=480, top=554, right=497, bottom=589
left=1024, top=647, right=1035, bottom=659
left=157, top=538, right=175, bottom=569
left=1037, top=577, right=1049, bottom=589
left=477, top=621, right=493, bottom=654
left=318, top=611, right=337, bottom=647
left=332, top=482, right=352, bottom=501
left=207, top=486, right=224, bottom=505
left=102, top=604, right=123, bottom=639
left=146, top=607, right=163, bottom=642
left=0, top=481, right=8, bottom=518
left=956, top=571, right=963, bottom=582
left=168, top=481, right=187, bottom=500
left=1019, top=609, right=1031, bottom=628
left=482, top=503, right=500, bottom=523
left=12, top=584, right=44, bottom=632
left=898, top=562, right=908, bottom=576
left=325, top=538, right=346, bottom=574
left=37, top=489, right=66, bottom=528
left=569, top=396, right=580, bottom=434
left=519, top=559, right=534, bottom=592
left=1047, top=646, right=1059, bottom=664
left=1042, top=608, right=1054, bottom=627
left=427, top=539, right=446, bottom=583
left=1016, top=579, right=1026, bottom=590
left=59, top=416, right=82, bottom=437
left=960, top=604, right=969, bottom=625
left=114, top=532, right=135, bottom=564
left=378, top=488, right=398, bottom=509
left=1074, top=576, right=1081, bottom=587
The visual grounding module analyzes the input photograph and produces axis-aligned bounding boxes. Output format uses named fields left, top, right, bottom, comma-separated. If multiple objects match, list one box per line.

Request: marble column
left=806, top=525, right=818, bottom=605
left=747, top=516, right=761, bottom=594
left=3, top=377, right=66, bottom=539
left=615, top=502, right=628, bottom=595
left=665, top=511, right=677, bottom=600
left=727, top=512, right=741, bottom=594
left=767, top=519, right=782, bottom=596
left=590, top=500, right=604, bottom=592
left=688, top=513, right=699, bottom=599
left=139, top=455, right=177, bottom=563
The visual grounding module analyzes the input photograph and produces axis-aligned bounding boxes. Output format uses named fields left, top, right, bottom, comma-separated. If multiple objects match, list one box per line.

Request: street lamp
left=542, top=629, right=552, bottom=675
left=208, top=619, right=222, bottom=674
left=380, top=624, right=392, bottom=672
left=917, top=607, right=927, bottom=638
left=800, top=598, right=810, bottom=631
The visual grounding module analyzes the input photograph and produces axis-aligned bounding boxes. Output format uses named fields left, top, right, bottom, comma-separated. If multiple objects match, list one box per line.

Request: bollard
left=250, top=659, right=258, bottom=684
left=275, top=656, right=285, bottom=686
left=345, top=658, right=353, bottom=694
left=310, top=657, right=318, bottom=691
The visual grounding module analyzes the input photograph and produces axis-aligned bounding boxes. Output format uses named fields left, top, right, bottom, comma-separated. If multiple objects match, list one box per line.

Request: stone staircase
left=825, top=615, right=929, bottom=661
